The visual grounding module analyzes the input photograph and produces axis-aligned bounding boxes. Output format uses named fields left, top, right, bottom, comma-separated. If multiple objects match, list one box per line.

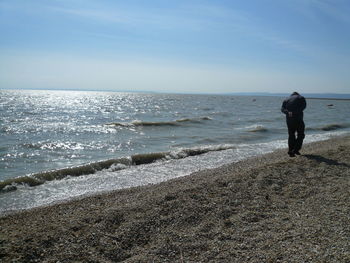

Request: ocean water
left=1, top=89, right=349, bottom=213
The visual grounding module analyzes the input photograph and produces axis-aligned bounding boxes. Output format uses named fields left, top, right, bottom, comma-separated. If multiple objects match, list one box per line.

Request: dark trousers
left=286, top=117, right=305, bottom=152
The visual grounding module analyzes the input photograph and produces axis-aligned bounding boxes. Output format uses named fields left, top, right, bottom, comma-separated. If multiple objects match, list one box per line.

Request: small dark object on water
left=252, top=99, right=256, bottom=102
left=327, top=104, right=334, bottom=107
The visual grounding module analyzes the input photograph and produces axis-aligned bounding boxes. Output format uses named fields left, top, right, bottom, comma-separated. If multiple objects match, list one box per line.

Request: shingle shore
left=1, top=135, right=349, bottom=262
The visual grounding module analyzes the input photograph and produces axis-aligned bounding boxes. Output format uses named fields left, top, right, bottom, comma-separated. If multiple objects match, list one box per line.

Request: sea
left=1, top=89, right=349, bottom=214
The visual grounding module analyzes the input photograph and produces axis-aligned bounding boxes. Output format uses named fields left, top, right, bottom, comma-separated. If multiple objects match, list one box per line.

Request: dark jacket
left=281, top=93, right=306, bottom=119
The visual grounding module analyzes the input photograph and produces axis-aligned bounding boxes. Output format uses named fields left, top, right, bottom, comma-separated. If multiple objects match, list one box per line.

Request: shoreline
left=1, top=135, right=349, bottom=262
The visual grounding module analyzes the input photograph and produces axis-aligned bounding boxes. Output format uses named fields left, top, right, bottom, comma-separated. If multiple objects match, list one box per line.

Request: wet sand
left=1, top=135, right=349, bottom=262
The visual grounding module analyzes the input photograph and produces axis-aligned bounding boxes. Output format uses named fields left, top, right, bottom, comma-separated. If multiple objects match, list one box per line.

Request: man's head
left=292, top=91, right=300, bottom=96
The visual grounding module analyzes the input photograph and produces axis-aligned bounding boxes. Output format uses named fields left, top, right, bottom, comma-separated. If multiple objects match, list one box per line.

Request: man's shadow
left=303, top=154, right=349, bottom=168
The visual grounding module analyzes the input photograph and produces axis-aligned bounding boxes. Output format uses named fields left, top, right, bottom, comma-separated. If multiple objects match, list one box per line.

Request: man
left=281, top=92, right=307, bottom=157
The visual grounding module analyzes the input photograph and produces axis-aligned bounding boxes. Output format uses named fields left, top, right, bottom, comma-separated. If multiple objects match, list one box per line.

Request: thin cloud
left=47, top=3, right=247, bottom=32
left=53, top=8, right=125, bottom=23
left=3, top=0, right=311, bottom=56
left=285, top=0, right=350, bottom=24
left=312, top=0, right=350, bottom=23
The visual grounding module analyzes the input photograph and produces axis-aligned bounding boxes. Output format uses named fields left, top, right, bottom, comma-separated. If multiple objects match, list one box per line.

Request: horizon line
left=1, top=87, right=350, bottom=99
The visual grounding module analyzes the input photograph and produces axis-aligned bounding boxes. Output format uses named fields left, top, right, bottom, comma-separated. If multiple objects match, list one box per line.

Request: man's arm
left=281, top=100, right=288, bottom=115
left=301, top=97, right=306, bottom=111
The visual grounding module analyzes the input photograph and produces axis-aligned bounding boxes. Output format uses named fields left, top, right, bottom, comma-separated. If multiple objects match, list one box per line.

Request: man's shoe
left=288, top=151, right=295, bottom=157
left=294, top=150, right=301, bottom=155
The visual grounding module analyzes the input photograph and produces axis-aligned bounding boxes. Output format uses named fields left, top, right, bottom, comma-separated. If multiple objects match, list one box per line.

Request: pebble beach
left=1, top=135, right=349, bottom=262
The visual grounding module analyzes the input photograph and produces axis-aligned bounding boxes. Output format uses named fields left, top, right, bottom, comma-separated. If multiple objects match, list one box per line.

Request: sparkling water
left=1, top=89, right=349, bottom=213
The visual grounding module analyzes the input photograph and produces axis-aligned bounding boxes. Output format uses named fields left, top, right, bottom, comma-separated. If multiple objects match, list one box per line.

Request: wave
left=246, top=125, right=268, bottom=132
left=0, top=158, right=132, bottom=193
left=0, top=144, right=234, bottom=193
left=106, top=117, right=212, bottom=127
left=320, top=123, right=348, bottom=131
left=307, top=123, right=349, bottom=132
left=246, top=123, right=348, bottom=133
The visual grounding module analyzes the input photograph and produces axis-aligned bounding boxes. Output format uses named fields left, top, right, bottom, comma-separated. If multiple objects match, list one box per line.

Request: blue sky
left=0, top=0, right=349, bottom=94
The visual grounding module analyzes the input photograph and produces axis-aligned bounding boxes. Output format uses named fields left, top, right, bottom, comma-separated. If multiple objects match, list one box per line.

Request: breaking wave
left=0, top=144, right=234, bottom=193
left=106, top=117, right=212, bottom=127
left=247, top=125, right=268, bottom=132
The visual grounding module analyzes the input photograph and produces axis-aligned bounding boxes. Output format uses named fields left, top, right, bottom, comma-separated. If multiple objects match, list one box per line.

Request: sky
left=0, top=0, right=349, bottom=94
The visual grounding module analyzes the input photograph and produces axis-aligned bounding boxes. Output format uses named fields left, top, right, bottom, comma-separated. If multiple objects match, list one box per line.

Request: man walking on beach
left=281, top=92, right=307, bottom=157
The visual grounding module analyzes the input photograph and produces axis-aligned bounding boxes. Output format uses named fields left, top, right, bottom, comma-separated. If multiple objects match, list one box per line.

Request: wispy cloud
left=51, top=7, right=128, bottom=24
left=48, top=2, right=249, bottom=32
left=285, top=0, right=350, bottom=24
left=0, top=0, right=311, bottom=56
left=57, top=2, right=308, bottom=54
left=180, top=3, right=311, bottom=55
left=312, top=0, right=350, bottom=23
